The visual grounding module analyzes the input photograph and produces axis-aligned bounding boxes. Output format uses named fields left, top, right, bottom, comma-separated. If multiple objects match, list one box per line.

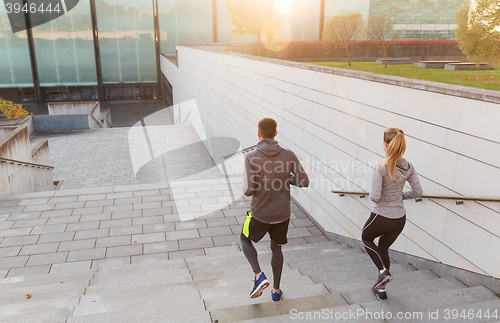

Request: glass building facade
left=0, top=4, right=33, bottom=88
left=1, top=0, right=456, bottom=104
left=0, top=0, right=347, bottom=104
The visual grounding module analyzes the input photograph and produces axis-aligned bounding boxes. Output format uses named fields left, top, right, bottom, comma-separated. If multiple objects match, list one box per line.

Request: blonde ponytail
left=379, top=127, right=406, bottom=181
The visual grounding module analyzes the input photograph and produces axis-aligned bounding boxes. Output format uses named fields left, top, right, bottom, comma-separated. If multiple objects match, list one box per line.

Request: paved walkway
left=30, top=124, right=221, bottom=190
left=101, top=101, right=173, bottom=127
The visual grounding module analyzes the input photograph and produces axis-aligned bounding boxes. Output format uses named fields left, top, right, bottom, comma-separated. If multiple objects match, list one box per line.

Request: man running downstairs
left=240, top=117, right=310, bottom=302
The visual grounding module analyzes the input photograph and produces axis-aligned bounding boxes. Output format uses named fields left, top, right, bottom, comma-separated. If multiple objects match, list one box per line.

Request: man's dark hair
left=258, top=118, right=277, bottom=139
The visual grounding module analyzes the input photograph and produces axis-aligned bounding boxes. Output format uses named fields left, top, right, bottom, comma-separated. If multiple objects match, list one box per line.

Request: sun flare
left=274, top=0, right=290, bottom=16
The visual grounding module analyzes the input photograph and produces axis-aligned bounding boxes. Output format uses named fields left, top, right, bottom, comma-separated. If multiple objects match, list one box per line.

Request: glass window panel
left=98, top=0, right=156, bottom=84
left=123, top=87, right=132, bottom=99
left=0, top=5, right=33, bottom=88
left=31, top=0, right=97, bottom=87
left=285, top=0, right=321, bottom=42
left=159, top=0, right=213, bottom=55
left=217, top=0, right=254, bottom=44
left=324, top=0, right=370, bottom=27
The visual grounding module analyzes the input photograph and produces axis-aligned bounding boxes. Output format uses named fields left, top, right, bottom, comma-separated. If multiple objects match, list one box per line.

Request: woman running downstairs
left=363, top=127, right=423, bottom=301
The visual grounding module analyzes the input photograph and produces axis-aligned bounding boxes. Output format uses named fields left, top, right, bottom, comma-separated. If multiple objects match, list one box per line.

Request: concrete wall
left=30, top=140, right=53, bottom=192
left=0, top=124, right=31, bottom=161
left=161, top=46, right=500, bottom=279
left=0, top=117, right=34, bottom=140
left=48, top=102, right=98, bottom=115
left=32, top=115, right=90, bottom=131
left=0, top=126, right=53, bottom=195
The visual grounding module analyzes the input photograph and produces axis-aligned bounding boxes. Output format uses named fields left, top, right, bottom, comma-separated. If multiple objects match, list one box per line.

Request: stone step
left=281, top=242, right=351, bottom=256
left=0, top=280, right=87, bottom=306
left=309, top=263, right=415, bottom=284
left=286, top=248, right=366, bottom=268
left=189, top=257, right=286, bottom=276
left=67, top=308, right=211, bottom=323
left=192, top=265, right=300, bottom=281
left=85, top=272, right=193, bottom=294
left=362, top=285, right=498, bottom=317
left=410, top=299, right=500, bottom=323
left=342, top=276, right=466, bottom=304
left=97, top=259, right=186, bottom=276
left=205, top=283, right=330, bottom=311
left=209, top=293, right=348, bottom=323
left=0, top=296, right=79, bottom=317
left=292, top=256, right=373, bottom=273
left=94, top=261, right=188, bottom=279
left=299, top=259, right=408, bottom=277
left=183, top=242, right=342, bottom=270
left=81, top=280, right=197, bottom=302
left=185, top=244, right=352, bottom=270
left=187, top=246, right=361, bottom=272
left=0, top=269, right=95, bottom=290
left=195, top=268, right=303, bottom=296
left=199, top=275, right=314, bottom=300
left=0, top=308, right=71, bottom=323
left=234, top=304, right=383, bottom=323
left=73, top=290, right=203, bottom=317
left=90, top=267, right=190, bottom=286
left=186, top=253, right=266, bottom=269
left=324, top=269, right=438, bottom=293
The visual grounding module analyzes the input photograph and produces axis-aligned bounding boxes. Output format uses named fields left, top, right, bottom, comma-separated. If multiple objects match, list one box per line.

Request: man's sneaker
left=271, top=289, right=283, bottom=302
left=374, top=269, right=392, bottom=289
left=250, top=273, right=270, bottom=298
left=371, top=286, right=387, bottom=301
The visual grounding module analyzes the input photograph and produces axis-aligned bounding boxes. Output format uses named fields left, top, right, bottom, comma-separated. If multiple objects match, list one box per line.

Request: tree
left=0, top=97, right=29, bottom=119
left=225, top=0, right=284, bottom=56
left=455, top=0, right=500, bottom=65
left=367, top=13, right=394, bottom=68
left=322, top=13, right=364, bottom=66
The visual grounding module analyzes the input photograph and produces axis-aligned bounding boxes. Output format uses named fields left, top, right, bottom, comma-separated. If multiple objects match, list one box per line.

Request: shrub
left=0, top=97, right=30, bottom=119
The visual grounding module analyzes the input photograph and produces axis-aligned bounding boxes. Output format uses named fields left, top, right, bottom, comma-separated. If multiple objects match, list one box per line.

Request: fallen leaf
left=26, top=293, right=31, bottom=299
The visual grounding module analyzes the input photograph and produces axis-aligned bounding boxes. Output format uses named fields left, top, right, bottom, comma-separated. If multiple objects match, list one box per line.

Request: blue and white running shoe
left=271, top=289, right=283, bottom=302
left=250, top=272, right=270, bottom=298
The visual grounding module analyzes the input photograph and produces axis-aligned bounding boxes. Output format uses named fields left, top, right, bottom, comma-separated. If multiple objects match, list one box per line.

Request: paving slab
left=66, top=308, right=211, bottom=323
left=67, top=248, right=106, bottom=262
left=198, top=274, right=314, bottom=300
left=209, top=293, right=348, bottom=323
left=106, top=244, right=142, bottom=258
left=0, top=308, right=71, bottom=323
left=412, top=299, right=500, bottom=323
left=0, top=245, right=22, bottom=257
left=0, top=255, right=28, bottom=269
left=324, top=269, right=439, bottom=294
left=206, top=283, right=330, bottom=311
left=79, top=281, right=197, bottom=304
left=0, top=281, right=87, bottom=306
left=0, top=296, right=79, bottom=316
left=362, top=286, right=498, bottom=317
left=19, top=243, right=60, bottom=255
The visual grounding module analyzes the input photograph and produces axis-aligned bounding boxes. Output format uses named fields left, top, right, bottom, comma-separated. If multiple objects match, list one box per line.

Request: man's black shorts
left=241, top=211, right=289, bottom=244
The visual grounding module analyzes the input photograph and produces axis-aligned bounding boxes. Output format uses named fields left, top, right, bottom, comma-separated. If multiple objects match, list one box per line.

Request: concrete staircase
left=0, top=238, right=499, bottom=322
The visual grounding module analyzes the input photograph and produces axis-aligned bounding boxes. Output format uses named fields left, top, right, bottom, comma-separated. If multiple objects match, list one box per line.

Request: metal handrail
left=0, top=157, right=54, bottom=170
left=222, top=145, right=257, bottom=159
left=331, top=190, right=500, bottom=203
left=90, top=114, right=103, bottom=128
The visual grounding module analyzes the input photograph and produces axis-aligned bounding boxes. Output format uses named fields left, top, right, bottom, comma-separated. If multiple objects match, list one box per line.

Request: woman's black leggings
left=361, top=213, right=406, bottom=271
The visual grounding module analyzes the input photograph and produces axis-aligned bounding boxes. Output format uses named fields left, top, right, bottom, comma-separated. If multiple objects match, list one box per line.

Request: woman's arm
left=402, top=165, right=423, bottom=199
left=370, top=164, right=383, bottom=202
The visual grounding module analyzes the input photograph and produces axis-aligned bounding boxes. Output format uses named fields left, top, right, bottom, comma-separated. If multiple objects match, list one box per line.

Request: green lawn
left=307, top=62, right=500, bottom=92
